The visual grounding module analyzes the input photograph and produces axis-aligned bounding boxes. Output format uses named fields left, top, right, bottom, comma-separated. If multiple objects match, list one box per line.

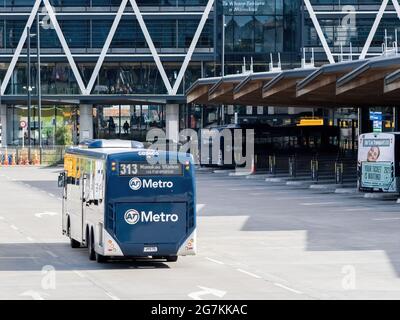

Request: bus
left=58, top=139, right=196, bottom=263
left=358, top=132, right=400, bottom=193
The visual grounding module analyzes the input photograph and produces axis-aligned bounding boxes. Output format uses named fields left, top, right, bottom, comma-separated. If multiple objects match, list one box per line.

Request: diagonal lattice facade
left=0, top=0, right=215, bottom=97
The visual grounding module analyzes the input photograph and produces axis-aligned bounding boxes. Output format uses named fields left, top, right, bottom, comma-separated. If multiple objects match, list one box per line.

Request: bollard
left=311, top=159, right=319, bottom=181
left=289, top=155, right=296, bottom=178
left=335, top=162, right=344, bottom=184
left=269, top=154, right=276, bottom=175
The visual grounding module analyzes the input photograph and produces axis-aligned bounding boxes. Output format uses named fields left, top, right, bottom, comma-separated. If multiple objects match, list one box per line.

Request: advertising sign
left=358, top=133, right=397, bottom=192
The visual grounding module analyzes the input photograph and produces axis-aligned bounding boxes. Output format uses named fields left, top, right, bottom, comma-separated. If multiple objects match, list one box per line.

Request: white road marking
left=230, top=187, right=266, bottom=191
left=373, top=217, right=400, bottom=221
left=48, top=193, right=55, bottom=197
left=205, top=257, right=224, bottom=265
left=57, top=197, right=62, bottom=201
left=188, top=286, right=226, bottom=300
left=300, top=202, right=338, bottom=206
left=0, top=216, right=4, bottom=220
left=20, top=290, right=47, bottom=300
left=10, top=225, right=18, bottom=231
left=236, top=268, right=262, bottom=279
left=274, top=283, right=303, bottom=294
left=34, top=212, right=59, bottom=218
left=73, top=270, right=86, bottom=278
left=26, top=237, right=35, bottom=242
left=275, top=196, right=315, bottom=200
left=105, top=292, right=120, bottom=300
left=46, top=250, right=58, bottom=258
left=345, top=207, right=372, bottom=212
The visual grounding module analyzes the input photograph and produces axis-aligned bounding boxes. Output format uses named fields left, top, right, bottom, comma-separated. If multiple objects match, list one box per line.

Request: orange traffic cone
left=3, top=151, right=9, bottom=166
left=32, top=151, right=40, bottom=165
left=11, top=153, right=16, bottom=166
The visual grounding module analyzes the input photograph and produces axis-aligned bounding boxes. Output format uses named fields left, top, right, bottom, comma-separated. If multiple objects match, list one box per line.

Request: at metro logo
left=124, top=209, right=179, bottom=224
left=129, top=177, right=174, bottom=191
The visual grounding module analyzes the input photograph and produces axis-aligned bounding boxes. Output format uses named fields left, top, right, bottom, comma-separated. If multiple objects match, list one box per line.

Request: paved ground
left=1, top=166, right=400, bottom=300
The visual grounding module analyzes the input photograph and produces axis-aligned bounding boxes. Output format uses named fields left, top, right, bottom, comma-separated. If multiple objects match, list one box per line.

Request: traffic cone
left=11, top=153, right=16, bottom=166
left=3, top=151, right=9, bottom=166
left=18, top=154, right=23, bottom=165
left=250, top=155, right=256, bottom=174
left=32, top=151, right=40, bottom=165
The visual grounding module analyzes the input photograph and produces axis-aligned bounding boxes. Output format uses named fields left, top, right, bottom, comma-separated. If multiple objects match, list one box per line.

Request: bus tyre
left=166, top=255, right=178, bottom=262
left=69, top=225, right=80, bottom=248
left=96, top=253, right=107, bottom=263
left=88, top=231, right=95, bottom=261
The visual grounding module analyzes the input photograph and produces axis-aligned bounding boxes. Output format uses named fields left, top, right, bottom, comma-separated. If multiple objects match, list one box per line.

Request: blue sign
left=370, top=111, right=383, bottom=121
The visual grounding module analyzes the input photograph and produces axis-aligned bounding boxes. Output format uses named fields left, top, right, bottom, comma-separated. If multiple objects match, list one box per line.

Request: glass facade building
left=0, top=0, right=398, bottom=146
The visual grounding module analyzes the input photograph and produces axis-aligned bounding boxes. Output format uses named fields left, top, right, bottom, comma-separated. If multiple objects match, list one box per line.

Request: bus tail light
left=185, top=161, right=190, bottom=171
left=111, top=161, right=117, bottom=171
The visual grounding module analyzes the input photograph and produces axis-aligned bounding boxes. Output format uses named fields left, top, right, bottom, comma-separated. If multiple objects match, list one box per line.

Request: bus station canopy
left=186, top=55, right=400, bottom=108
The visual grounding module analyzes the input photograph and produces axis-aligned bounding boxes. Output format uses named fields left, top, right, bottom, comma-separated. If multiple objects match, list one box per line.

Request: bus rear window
left=119, top=163, right=183, bottom=176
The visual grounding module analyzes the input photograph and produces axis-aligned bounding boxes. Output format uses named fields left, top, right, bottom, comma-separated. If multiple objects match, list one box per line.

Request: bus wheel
left=166, top=255, right=178, bottom=262
left=88, top=230, right=95, bottom=261
left=69, top=225, right=80, bottom=248
left=96, top=253, right=108, bottom=263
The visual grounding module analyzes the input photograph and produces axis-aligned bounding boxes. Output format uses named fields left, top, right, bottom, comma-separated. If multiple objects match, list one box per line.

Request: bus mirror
left=58, top=173, right=66, bottom=188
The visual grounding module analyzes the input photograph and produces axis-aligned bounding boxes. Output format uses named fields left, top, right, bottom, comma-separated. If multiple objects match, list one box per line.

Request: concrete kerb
left=335, top=188, right=359, bottom=194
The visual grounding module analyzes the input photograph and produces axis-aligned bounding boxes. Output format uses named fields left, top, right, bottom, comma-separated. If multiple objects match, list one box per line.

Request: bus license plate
left=144, top=246, right=158, bottom=253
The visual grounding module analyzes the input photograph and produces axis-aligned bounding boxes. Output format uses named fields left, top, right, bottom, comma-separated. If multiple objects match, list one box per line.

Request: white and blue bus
left=358, top=132, right=400, bottom=193
left=58, top=139, right=196, bottom=263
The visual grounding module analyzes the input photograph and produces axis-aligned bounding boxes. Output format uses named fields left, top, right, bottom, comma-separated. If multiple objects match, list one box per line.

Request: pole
left=27, top=26, right=32, bottom=164
left=221, top=15, right=225, bottom=124
left=222, top=14, right=225, bottom=77
left=37, top=12, right=42, bottom=163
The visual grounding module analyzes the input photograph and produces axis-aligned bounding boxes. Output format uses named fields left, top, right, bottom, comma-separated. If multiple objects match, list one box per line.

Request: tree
left=55, top=125, right=73, bottom=146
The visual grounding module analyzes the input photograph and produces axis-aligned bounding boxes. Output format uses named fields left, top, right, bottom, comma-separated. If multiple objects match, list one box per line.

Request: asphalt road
left=1, top=166, right=400, bottom=300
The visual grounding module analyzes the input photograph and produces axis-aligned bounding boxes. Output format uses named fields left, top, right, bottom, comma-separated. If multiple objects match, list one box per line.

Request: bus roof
left=65, top=139, right=193, bottom=162
left=361, top=132, right=400, bottom=136
left=79, top=139, right=144, bottom=149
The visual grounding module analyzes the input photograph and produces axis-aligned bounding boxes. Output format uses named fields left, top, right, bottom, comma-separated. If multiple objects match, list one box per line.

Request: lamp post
left=221, top=15, right=226, bottom=124
left=222, top=14, right=226, bottom=77
left=37, top=13, right=42, bottom=163
left=27, top=26, right=32, bottom=163
left=25, top=16, right=42, bottom=164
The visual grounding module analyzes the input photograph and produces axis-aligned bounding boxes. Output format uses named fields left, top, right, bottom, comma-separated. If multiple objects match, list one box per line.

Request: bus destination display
left=119, top=163, right=183, bottom=176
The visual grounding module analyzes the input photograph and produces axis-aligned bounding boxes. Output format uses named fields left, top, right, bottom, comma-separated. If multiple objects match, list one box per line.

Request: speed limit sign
left=20, top=120, right=27, bottom=129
